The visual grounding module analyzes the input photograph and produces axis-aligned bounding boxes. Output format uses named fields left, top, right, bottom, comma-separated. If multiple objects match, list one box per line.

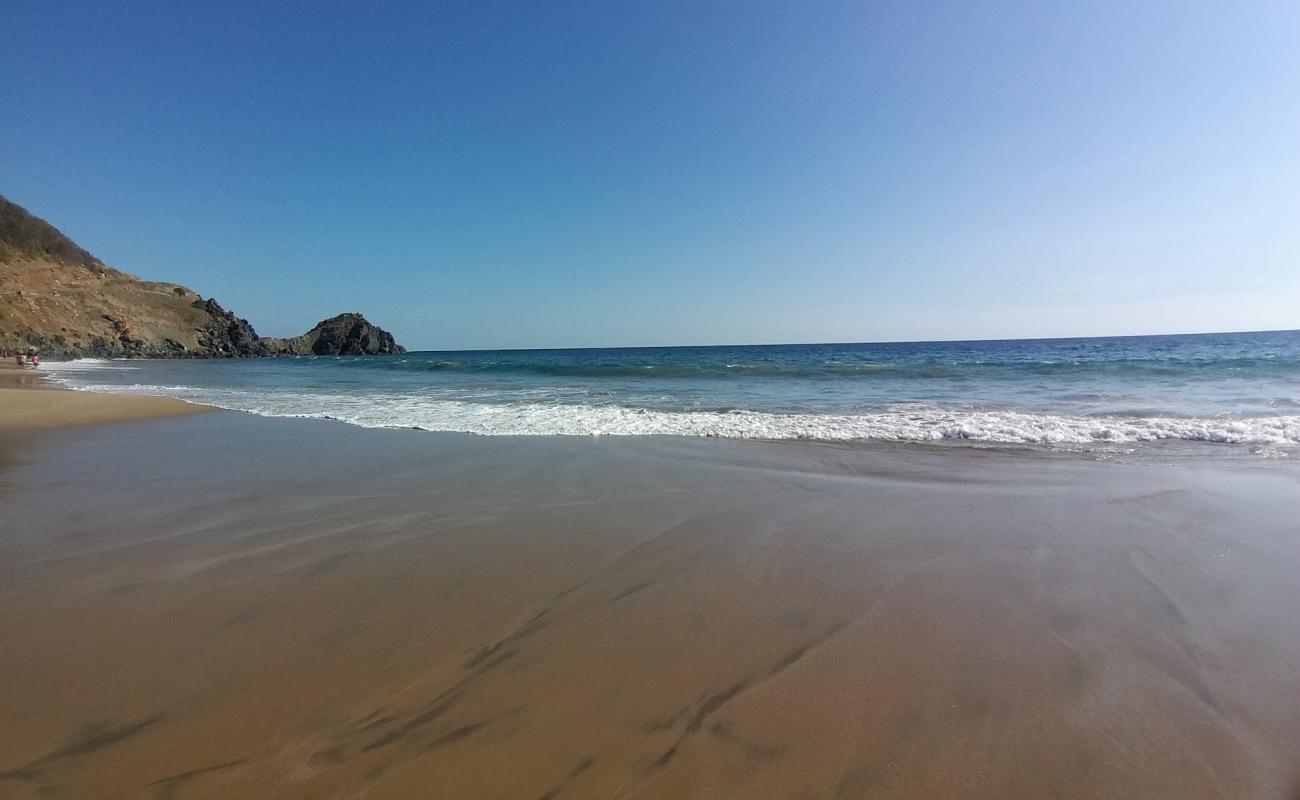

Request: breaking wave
left=54, top=380, right=1300, bottom=446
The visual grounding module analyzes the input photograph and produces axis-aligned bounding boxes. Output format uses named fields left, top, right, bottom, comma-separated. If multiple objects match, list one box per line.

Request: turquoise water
left=44, top=330, right=1300, bottom=448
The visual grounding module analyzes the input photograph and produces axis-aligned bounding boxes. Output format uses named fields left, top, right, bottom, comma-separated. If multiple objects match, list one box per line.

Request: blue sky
left=3, top=1, right=1298, bottom=349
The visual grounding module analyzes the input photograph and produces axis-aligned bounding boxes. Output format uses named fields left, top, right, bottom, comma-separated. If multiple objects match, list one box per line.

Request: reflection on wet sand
left=2, top=414, right=1299, bottom=798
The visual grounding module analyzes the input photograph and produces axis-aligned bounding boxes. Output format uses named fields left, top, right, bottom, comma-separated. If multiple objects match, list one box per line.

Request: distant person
left=15, top=353, right=26, bottom=367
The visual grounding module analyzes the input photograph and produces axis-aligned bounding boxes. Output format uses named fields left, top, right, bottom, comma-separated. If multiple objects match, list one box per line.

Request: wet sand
left=1, top=411, right=1299, bottom=798
left=0, top=362, right=51, bottom=391
left=0, top=363, right=204, bottom=431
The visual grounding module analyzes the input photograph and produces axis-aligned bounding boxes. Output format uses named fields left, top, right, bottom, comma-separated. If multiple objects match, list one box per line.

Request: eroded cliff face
left=2, top=194, right=404, bottom=358
left=2, top=194, right=231, bottom=357
left=0, top=255, right=219, bottom=358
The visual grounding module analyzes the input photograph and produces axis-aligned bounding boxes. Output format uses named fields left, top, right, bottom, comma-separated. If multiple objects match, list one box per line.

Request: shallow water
left=41, top=330, right=1300, bottom=448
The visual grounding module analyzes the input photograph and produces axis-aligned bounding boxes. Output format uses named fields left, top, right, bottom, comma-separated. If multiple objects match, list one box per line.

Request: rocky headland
left=263, top=313, right=404, bottom=356
left=1, top=194, right=404, bottom=358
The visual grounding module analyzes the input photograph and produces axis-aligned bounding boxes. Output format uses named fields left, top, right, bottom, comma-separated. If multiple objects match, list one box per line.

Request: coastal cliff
left=1, top=194, right=403, bottom=358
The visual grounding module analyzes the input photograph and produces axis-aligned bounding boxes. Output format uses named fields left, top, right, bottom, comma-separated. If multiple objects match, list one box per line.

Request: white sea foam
left=39, top=358, right=140, bottom=372
left=52, top=379, right=1300, bottom=446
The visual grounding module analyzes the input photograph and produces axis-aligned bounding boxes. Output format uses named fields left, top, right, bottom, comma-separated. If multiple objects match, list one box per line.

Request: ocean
left=41, top=330, right=1300, bottom=451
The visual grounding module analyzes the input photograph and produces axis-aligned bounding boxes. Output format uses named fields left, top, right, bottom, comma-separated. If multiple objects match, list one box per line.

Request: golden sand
left=0, top=362, right=204, bottom=431
left=1, top=415, right=1298, bottom=798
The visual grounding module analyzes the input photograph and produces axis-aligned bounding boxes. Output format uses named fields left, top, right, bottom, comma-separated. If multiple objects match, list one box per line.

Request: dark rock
left=191, top=298, right=268, bottom=357
left=263, top=313, right=405, bottom=356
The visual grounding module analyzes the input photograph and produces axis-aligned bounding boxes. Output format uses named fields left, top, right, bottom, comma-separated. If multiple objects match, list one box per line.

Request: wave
left=58, top=382, right=1300, bottom=446
left=277, top=354, right=1300, bottom=381
left=39, top=358, right=141, bottom=371
left=43, top=347, right=1300, bottom=385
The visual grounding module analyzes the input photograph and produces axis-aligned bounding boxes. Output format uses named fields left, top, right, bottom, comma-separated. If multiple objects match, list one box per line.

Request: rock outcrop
left=192, top=298, right=268, bottom=357
left=1, top=194, right=405, bottom=359
left=263, top=313, right=405, bottom=356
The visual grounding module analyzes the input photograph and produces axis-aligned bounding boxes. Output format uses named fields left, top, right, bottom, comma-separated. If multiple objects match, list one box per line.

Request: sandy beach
left=6, top=0, right=1297, bottom=794
left=0, top=362, right=205, bottom=431
left=1, top=399, right=1299, bottom=799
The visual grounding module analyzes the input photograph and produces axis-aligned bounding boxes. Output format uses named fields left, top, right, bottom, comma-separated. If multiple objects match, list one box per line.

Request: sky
left=2, top=1, right=1298, bottom=350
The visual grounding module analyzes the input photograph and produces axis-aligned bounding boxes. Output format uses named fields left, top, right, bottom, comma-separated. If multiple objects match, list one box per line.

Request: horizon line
left=398, top=327, right=1300, bottom=355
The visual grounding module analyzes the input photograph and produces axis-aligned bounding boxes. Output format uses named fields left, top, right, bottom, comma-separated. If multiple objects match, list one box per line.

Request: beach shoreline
left=32, top=333, right=1300, bottom=447
left=0, top=361, right=208, bottom=433
left=2, top=409, right=1298, bottom=798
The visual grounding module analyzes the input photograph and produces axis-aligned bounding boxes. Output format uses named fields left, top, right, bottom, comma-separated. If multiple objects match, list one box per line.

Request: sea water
left=41, top=330, right=1300, bottom=450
